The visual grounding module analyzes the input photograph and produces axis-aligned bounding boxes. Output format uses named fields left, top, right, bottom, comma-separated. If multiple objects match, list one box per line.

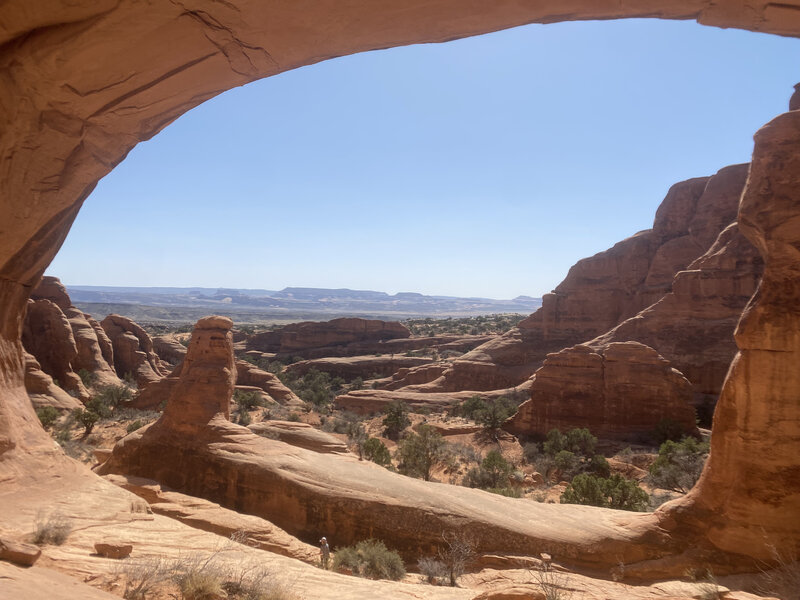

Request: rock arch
left=1, top=0, right=798, bottom=564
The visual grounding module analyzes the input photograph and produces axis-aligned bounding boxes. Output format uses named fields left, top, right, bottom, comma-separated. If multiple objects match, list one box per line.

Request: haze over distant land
left=46, top=19, right=800, bottom=298
left=67, top=285, right=542, bottom=324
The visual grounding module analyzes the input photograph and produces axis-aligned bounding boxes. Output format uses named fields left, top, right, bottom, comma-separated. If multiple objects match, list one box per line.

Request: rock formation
left=234, top=360, right=303, bottom=407
left=1, top=0, right=800, bottom=585
left=335, top=386, right=527, bottom=416
left=417, top=165, right=749, bottom=394
left=248, top=421, right=349, bottom=454
left=245, top=318, right=411, bottom=357
left=21, top=277, right=123, bottom=401
left=23, top=352, right=82, bottom=412
left=99, top=316, right=671, bottom=567
left=152, top=335, right=187, bottom=366
left=590, top=222, right=763, bottom=421
left=22, top=298, right=88, bottom=400
left=284, top=355, right=433, bottom=380
left=100, top=314, right=168, bottom=389
left=505, top=342, right=698, bottom=442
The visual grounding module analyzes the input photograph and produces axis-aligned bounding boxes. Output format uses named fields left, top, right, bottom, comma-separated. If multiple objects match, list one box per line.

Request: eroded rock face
left=284, top=355, right=433, bottom=380
left=246, top=318, right=411, bottom=357
left=234, top=360, right=302, bottom=407
left=21, top=277, right=121, bottom=400
left=100, top=315, right=168, bottom=389
left=23, top=352, right=82, bottom=412
left=420, top=166, right=748, bottom=393
left=22, top=299, right=87, bottom=400
left=590, top=222, right=763, bottom=420
left=658, top=109, right=800, bottom=562
left=152, top=335, right=187, bottom=367
left=505, top=342, right=698, bottom=442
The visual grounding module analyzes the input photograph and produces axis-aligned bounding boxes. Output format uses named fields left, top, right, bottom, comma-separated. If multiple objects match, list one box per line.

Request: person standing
left=319, top=536, right=330, bottom=569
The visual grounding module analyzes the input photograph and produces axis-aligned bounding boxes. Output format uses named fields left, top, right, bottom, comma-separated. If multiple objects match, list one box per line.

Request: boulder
left=505, top=342, right=698, bottom=442
left=0, top=538, right=41, bottom=567
left=93, top=542, right=132, bottom=559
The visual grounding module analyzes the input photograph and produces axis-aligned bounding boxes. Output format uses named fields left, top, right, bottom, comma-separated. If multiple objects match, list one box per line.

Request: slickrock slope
left=335, top=386, right=528, bottom=416
left=248, top=421, right=349, bottom=454
left=285, top=355, right=433, bottom=380
left=99, top=317, right=674, bottom=569
left=246, top=318, right=411, bottom=356
left=100, top=314, right=168, bottom=389
left=419, top=166, right=749, bottom=393
left=505, top=342, right=698, bottom=442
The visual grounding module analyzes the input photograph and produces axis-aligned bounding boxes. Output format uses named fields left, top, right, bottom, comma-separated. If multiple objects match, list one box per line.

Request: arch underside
left=0, top=0, right=798, bottom=569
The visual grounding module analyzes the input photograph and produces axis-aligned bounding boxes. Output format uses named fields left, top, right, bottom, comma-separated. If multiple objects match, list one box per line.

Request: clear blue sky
left=48, top=18, right=800, bottom=299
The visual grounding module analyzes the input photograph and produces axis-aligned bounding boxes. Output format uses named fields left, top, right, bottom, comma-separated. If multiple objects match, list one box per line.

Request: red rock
left=23, top=352, right=82, bottom=412
left=284, top=355, right=433, bottom=380
left=22, top=299, right=87, bottom=400
left=506, top=342, right=698, bottom=442
left=0, top=537, right=41, bottom=567
left=100, top=315, right=168, bottom=389
left=246, top=318, right=411, bottom=356
left=234, top=360, right=303, bottom=407
left=152, top=335, right=187, bottom=366
left=93, top=542, right=132, bottom=559
left=248, top=421, right=349, bottom=454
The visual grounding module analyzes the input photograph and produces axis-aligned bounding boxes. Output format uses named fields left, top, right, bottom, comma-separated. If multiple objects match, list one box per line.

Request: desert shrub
left=543, top=428, right=596, bottom=457
left=652, top=417, right=688, bottom=445
left=72, top=408, right=99, bottom=435
left=418, top=557, right=448, bottom=585
left=122, top=372, right=138, bottom=388
left=287, top=369, right=335, bottom=408
left=36, top=406, right=59, bottom=429
left=554, top=450, right=579, bottom=478
left=438, top=531, right=475, bottom=586
left=396, top=425, right=445, bottom=481
left=363, top=437, right=392, bottom=467
left=456, top=395, right=487, bottom=419
left=93, top=384, right=134, bottom=413
left=382, top=401, right=410, bottom=439
left=463, top=449, right=513, bottom=489
left=531, top=564, right=573, bottom=600
left=648, top=437, right=709, bottom=493
left=561, top=473, right=648, bottom=512
left=474, top=397, right=517, bottom=435
left=178, top=570, right=225, bottom=600
left=77, top=368, right=96, bottom=388
left=32, top=512, right=71, bottom=545
left=522, top=442, right=541, bottom=463
left=488, top=486, right=522, bottom=498
left=127, top=419, right=144, bottom=433
left=119, top=556, right=170, bottom=600
left=332, top=539, right=405, bottom=580
left=350, top=377, right=364, bottom=391
left=586, top=454, right=611, bottom=478
left=287, top=412, right=300, bottom=422
left=234, top=389, right=264, bottom=410
left=235, top=407, right=253, bottom=426
left=346, top=422, right=368, bottom=459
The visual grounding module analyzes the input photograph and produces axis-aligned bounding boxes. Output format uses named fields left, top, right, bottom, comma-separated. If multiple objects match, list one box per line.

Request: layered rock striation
left=420, top=165, right=749, bottom=394
left=505, top=342, right=698, bottom=442
left=245, top=318, right=411, bottom=357
left=100, top=314, right=168, bottom=389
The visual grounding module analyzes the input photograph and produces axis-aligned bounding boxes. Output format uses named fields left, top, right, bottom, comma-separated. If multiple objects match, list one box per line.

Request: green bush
left=332, top=539, right=405, bottom=580
left=474, top=397, right=516, bottom=433
left=36, top=406, right=59, bottom=429
left=363, top=437, right=392, bottom=467
left=72, top=408, right=99, bottom=436
left=463, top=449, right=512, bottom=490
left=234, top=389, right=263, bottom=409
left=653, top=417, right=689, bottom=445
left=92, top=384, right=134, bottom=415
left=487, top=487, right=522, bottom=498
left=561, top=473, right=648, bottom=511
left=77, top=368, right=96, bottom=388
left=543, top=428, right=596, bottom=457
left=382, top=401, right=410, bottom=439
left=648, top=436, right=709, bottom=493
left=126, top=419, right=144, bottom=433
left=457, top=395, right=487, bottom=420
left=396, top=425, right=445, bottom=481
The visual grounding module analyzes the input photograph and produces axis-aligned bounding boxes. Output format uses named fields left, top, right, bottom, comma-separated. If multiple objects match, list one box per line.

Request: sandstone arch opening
left=2, top=1, right=800, bottom=588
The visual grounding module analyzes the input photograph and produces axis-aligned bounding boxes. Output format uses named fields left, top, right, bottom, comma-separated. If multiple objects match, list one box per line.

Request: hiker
left=319, top=536, right=330, bottom=569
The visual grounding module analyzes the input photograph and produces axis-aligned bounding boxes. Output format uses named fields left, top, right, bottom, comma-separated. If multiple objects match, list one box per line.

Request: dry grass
left=31, top=511, right=71, bottom=546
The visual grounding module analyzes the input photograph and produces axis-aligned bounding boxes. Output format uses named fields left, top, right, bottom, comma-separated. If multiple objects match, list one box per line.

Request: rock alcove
left=1, top=0, right=799, bottom=576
